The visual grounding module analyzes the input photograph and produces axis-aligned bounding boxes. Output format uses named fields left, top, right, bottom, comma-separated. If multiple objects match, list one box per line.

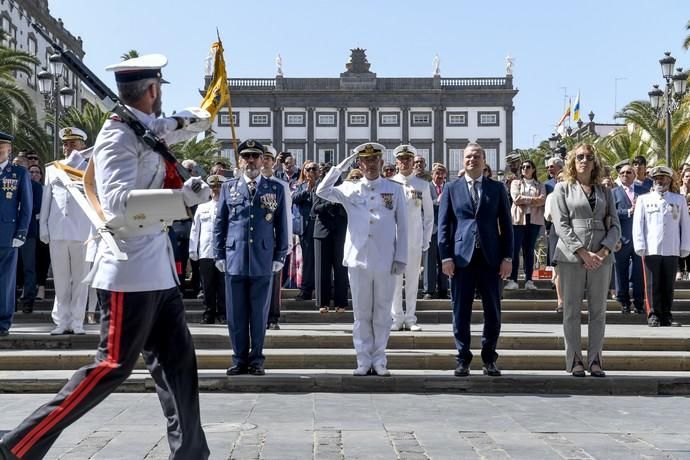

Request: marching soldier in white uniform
left=317, top=143, right=408, bottom=376
left=39, top=127, right=92, bottom=335
left=390, top=144, right=433, bottom=331
left=633, top=166, right=690, bottom=327
left=0, top=54, right=211, bottom=459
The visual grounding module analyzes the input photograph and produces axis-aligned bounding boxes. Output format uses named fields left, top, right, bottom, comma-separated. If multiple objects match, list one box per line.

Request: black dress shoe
left=226, top=365, right=248, bottom=376
left=0, top=330, right=8, bottom=337
left=454, top=363, right=470, bottom=377
left=268, top=322, right=280, bottom=330
left=482, top=362, right=502, bottom=377
left=22, top=300, right=34, bottom=314
left=201, top=316, right=214, bottom=324
left=217, top=316, right=227, bottom=324
left=634, top=307, right=645, bottom=315
left=249, top=365, right=265, bottom=375
left=661, top=320, right=682, bottom=327
left=621, top=305, right=631, bottom=314
left=648, top=317, right=661, bottom=327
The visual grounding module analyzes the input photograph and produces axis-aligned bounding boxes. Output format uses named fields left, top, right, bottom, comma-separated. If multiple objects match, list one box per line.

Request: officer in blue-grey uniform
left=0, top=131, right=32, bottom=337
left=214, top=139, right=289, bottom=376
left=0, top=54, right=211, bottom=460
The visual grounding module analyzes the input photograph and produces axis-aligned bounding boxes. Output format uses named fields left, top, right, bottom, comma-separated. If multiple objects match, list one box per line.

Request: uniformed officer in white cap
left=39, top=126, right=93, bottom=335
left=0, top=53, right=211, bottom=459
left=633, top=165, right=690, bottom=327
left=390, top=144, right=433, bottom=331
left=317, top=142, right=408, bottom=376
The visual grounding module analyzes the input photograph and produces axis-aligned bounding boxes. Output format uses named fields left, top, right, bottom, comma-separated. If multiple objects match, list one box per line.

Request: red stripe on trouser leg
left=12, top=290, right=124, bottom=458
left=641, top=257, right=652, bottom=316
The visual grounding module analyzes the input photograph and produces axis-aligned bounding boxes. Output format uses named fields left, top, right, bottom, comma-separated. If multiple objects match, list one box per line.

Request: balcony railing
left=441, top=77, right=508, bottom=88
left=221, top=76, right=511, bottom=91
left=228, top=78, right=276, bottom=88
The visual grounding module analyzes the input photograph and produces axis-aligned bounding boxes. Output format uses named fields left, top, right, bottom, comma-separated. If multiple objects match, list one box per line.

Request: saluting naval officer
left=317, top=143, right=408, bottom=376
left=40, top=127, right=93, bottom=335
left=633, top=166, right=690, bottom=327
left=0, top=132, right=32, bottom=338
left=390, top=144, right=433, bottom=331
left=0, top=54, right=211, bottom=459
left=214, top=139, right=289, bottom=376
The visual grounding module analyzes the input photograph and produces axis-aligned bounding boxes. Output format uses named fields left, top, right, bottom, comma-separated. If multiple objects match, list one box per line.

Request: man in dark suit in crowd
left=613, top=163, right=647, bottom=314
left=438, top=143, right=513, bottom=377
left=214, top=139, right=289, bottom=376
left=423, top=162, right=449, bottom=300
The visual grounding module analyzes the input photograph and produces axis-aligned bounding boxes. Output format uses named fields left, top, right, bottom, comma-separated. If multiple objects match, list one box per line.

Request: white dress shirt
left=633, top=190, right=690, bottom=257
left=189, top=199, right=218, bottom=259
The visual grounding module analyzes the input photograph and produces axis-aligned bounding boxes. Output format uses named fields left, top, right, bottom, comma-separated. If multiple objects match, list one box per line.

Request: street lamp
left=37, top=53, right=76, bottom=160
left=648, top=52, right=689, bottom=166
left=548, top=133, right=558, bottom=150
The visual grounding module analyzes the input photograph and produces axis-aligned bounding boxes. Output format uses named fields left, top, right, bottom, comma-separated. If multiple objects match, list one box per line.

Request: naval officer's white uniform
left=390, top=146, right=433, bottom=330
left=39, top=129, right=93, bottom=333
left=317, top=143, right=408, bottom=374
left=633, top=166, right=690, bottom=325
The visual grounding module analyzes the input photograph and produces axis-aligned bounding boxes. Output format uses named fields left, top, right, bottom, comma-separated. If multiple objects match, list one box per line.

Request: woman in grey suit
left=552, top=144, right=621, bottom=377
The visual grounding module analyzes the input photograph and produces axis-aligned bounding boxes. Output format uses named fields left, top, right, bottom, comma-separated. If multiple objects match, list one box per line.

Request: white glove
left=215, top=260, right=226, bottom=273
left=182, top=177, right=210, bottom=207
left=12, top=238, right=25, bottom=248
left=336, top=151, right=359, bottom=170
left=422, top=244, right=430, bottom=252
left=189, top=251, right=199, bottom=262
left=172, top=107, right=212, bottom=133
left=39, top=233, right=49, bottom=244
left=272, top=261, right=284, bottom=273
left=391, top=261, right=406, bottom=275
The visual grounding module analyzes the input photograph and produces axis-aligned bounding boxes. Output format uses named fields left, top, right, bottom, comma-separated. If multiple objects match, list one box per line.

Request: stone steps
left=1, top=369, right=688, bottom=395
left=1, top=348, right=689, bottom=372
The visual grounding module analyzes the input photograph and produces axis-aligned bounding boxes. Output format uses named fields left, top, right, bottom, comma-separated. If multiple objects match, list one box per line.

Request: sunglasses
left=521, top=165, right=532, bottom=170
left=305, top=167, right=318, bottom=172
left=576, top=154, right=595, bottom=162
left=240, top=152, right=262, bottom=159
left=413, top=160, right=424, bottom=164
left=27, top=156, right=40, bottom=161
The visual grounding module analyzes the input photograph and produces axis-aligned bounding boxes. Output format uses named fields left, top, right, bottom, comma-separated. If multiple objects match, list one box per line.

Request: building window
left=485, top=148, right=498, bottom=171
left=416, top=148, right=430, bottom=163
left=348, top=112, right=368, bottom=126
left=318, top=148, right=335, bottom=164
left=249, top=112, right=270, bottom=127
left=218, top=112, right=239, bottom=127
left=379, top=112, right=400, bottom=126
left=316, top=113, right=336, bottom=126
left=287, top=148, right=304, bottom=166
left=410, top=112, right=432, bottom=126
left=383, top=148, right=396, bottom=165
left=447, top=148, right=463, bottom=173
left=446, top=111, right=468, bottom=127
left=478, top=111, right=500, bottom=126
left=285, top=112, right=305, bottom=126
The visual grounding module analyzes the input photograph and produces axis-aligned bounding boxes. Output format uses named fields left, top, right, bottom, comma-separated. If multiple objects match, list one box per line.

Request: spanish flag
left=200, top=39, right=229, bottom=121
left=557, top=99, right=571, bottom=126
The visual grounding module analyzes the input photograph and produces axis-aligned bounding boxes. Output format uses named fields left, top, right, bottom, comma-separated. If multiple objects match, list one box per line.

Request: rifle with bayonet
left=31, top=22, right=190, bottom=183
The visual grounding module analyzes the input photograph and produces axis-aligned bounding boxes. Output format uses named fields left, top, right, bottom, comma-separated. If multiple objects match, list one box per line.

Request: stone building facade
left=210, top=48, right=518, bottom=174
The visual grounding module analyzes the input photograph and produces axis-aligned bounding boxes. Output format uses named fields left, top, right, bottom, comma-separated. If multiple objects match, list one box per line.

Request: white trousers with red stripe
left=0, top=288, right=209, bottom=459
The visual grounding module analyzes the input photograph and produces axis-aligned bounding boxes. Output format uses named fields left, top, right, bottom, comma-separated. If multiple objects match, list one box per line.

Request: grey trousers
left=558, top=261, right=611, bottom=372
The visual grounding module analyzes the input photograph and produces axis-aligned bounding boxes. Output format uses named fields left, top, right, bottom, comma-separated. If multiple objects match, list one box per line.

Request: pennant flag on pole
left=573, top=91, right=581, bottom=122
left=200, top=37, right=229, bottom=121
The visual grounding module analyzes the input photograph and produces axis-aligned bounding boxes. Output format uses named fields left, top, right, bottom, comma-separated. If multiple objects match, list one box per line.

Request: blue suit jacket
left=214, top=176, right=289, bottom=277
left=438, top=176, right=513, bottom=268
left=613, top=184, right=647, bottom=245
left=0, top=163, right=32, bottom=248
left=27, top=180, right=42, bottom=238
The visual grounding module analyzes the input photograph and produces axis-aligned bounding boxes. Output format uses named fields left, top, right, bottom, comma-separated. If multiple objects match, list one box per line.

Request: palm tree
left=0, top=30, right=50, bottom=155
left=169, top=134, right=222, bottom=173
left=120, top=50, right=139, bottom=61
left=684, top=20, right=690, bottom=50
left=46, top=103, right=109, bottom=147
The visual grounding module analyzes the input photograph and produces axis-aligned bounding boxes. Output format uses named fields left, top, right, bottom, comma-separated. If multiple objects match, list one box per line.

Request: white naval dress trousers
left=390, top=174, right=433, bottom=327
left=40, top=162, right=92, bottom=329
left=317, top=166, right=408, bottom=368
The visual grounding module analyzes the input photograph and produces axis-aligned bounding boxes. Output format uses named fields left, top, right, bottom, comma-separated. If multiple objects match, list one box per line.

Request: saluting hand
left=336, top=152, right=359, bottom=170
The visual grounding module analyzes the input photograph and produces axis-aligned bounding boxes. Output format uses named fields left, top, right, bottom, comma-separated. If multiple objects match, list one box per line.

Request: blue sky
left=50, top=0, right=689, bottom=149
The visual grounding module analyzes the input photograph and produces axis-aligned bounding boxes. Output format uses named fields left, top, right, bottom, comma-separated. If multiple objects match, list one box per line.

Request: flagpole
left=217, top=29, right=239, bottom=168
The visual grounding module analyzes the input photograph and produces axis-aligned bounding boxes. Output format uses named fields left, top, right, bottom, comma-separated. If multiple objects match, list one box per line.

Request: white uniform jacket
left=190, top=199, right=218, bottom=260
left=88, top=107, right=200, bottom=292
left=633, top=190, right=690, bottom=258
left=317, top=167, right=408, bottom=272
left=39, top=153, right=92, bottom=242
left=391, top=173, right=433, bottom=250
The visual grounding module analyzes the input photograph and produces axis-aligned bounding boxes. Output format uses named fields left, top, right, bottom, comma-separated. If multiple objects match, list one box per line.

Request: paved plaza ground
left=2, top=393, right=690, bottom=459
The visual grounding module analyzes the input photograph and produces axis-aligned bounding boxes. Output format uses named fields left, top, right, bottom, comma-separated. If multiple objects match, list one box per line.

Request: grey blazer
left=552, top=182, right=621, bottom=264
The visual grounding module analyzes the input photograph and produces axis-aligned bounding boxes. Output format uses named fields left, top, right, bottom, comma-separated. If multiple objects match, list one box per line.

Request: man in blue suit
left=214, top=139, right=289, bottom=376
left=0, top=132, right=32, bottom=337
left=438, top=143, right=513, bottom=377
left=613, top=163, right=647, bottom=314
